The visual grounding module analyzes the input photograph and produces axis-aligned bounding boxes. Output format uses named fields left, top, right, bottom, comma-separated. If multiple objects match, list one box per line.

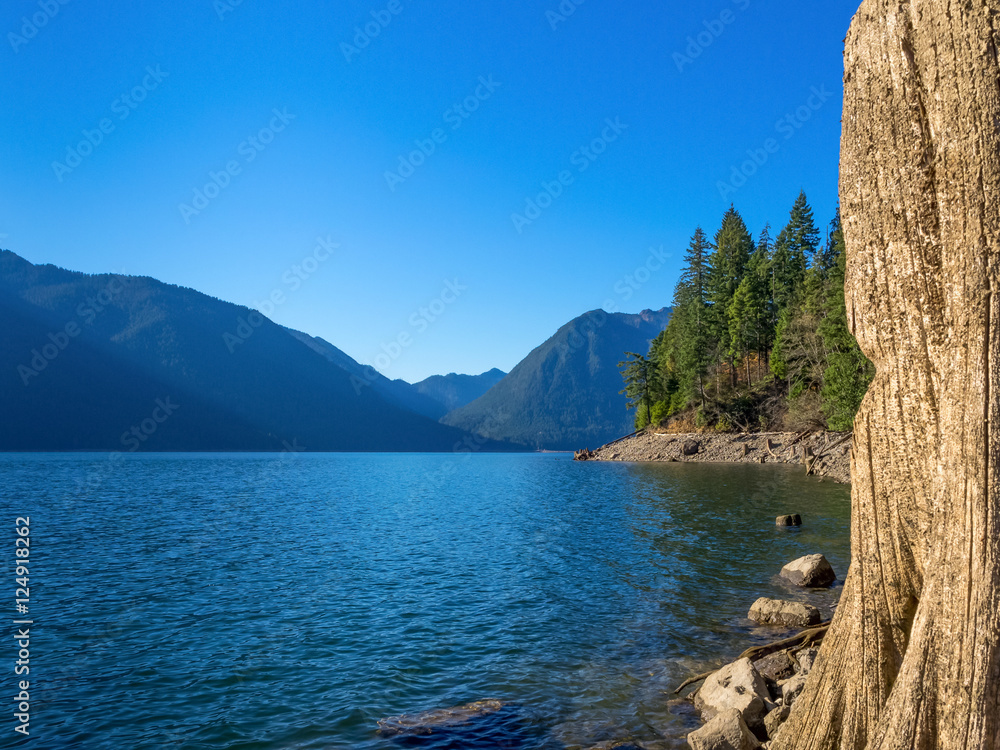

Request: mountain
left=0, top=250, right=518, bottom=452
left=412, top=369, right=507, bottom=414
left=441, top=308, right=671, bottom=451
left=284, top=329, right=447, bottom=420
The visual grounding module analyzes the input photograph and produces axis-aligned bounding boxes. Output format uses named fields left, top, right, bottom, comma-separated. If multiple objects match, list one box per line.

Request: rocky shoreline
left=678, top=551, right=842, bottom=749
left=575, top=430, right=853, bottom=485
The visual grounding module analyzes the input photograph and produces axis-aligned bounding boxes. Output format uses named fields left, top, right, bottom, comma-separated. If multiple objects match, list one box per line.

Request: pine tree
left=618, top=351, right=652, bottom=428
left=787, top=190, right=821, bottom=264
left=708, top=207, right=754, bottom=387
left=636, top=200, right=872, bottom=435
left=812, top=210, right=841, bottom=277
left=728, top=242, right=772, bottom=389
left=661, top=228, right=714, bottom=408
left=769, top=225, right=806, bottom=312
left=678, top=227, right=712, bottom=306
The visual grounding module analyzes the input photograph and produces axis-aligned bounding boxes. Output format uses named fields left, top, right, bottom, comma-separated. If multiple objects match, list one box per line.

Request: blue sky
left=1, top=0, right=860, bottom=382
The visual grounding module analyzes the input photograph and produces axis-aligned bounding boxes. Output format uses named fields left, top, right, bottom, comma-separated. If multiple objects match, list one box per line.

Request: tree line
left=620, top=191, right=874, bottom=433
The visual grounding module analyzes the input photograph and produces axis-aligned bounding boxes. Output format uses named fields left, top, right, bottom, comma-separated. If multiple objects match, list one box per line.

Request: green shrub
left=650, top=400, right=670, bottom=425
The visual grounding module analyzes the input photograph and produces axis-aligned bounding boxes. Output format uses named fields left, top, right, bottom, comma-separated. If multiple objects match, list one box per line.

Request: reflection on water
left=0, top=453, right=849, bottom=749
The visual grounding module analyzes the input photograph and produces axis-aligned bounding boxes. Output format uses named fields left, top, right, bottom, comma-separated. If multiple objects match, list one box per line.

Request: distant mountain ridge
left=286, top=330, right=507, bottom=419
left=0, top=250, right=516, bottom=452
left=413, top=369, right=507, bottom=414
left=441, top=308, right=671, bottom=451
left=284, top=329, right=448, bottom=420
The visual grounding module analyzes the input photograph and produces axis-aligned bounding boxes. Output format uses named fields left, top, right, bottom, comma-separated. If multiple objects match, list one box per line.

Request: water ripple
left=0, top=453, right=850, bottom=749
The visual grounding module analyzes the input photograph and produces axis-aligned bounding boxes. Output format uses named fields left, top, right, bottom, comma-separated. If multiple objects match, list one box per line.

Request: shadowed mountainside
left=0, top=250, right=518, bottom=452
left=441, top=308, right=671, bottom=451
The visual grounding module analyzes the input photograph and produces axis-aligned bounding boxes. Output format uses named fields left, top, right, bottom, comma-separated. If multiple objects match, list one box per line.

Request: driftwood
left=600, top=430, right=641, bottom=449
left=815, top=432, right=853, bottom=460
left=785, top=430, right=813, bottom=450
left=672, top=621, right=831, bottom=695
left=765, top=438, right=780, bottom=458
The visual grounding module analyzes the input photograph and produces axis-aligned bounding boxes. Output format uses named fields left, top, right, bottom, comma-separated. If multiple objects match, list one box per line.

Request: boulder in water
left=748, top=597, right=822, bottom=627
left=779, top=554, right=836, bottom=588
left=693, top=657, right=771, bottom=730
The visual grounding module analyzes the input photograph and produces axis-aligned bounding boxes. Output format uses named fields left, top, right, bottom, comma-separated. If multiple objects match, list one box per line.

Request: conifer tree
left=662, top=228, right=714, bottom=407
left=728, top=239, right=773, bottom=388
left=812, top=210, right=841, bottom=277
left=629, top=200, right=873, bottom=434
left=708, top=207, right=754, bottom=387
left=618, top=351, right=652, bottom=428
left=787, top=190, right=821, bottom=264
left=769, top=225, right=806, bottom=312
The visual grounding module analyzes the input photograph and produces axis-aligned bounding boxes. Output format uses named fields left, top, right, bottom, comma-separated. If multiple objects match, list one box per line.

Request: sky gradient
left=2, top=0, right=860, bottom=382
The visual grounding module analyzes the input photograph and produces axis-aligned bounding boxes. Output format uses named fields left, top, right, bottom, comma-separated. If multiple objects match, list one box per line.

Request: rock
left=575, top=449, right=597, bottom=461
left=694, top=657, right=771, bottom=730
left=748, top=597, right=822, bottom=627
left=376, top=699, right=509, bottom=737
left=763, top=705, right=791, bottom=740
left=793, top=647, right=820, bottom=674
left=682, top=439, right=700, bottom=456
left=752, top=651, right=796, bottom=682
left=775, top=514, right=802, bottom=527
left=687, top=708, right=762, bottom=750
left=781, top=673, right=808, bottom=706
left=779, top=554, right=836, bottom=588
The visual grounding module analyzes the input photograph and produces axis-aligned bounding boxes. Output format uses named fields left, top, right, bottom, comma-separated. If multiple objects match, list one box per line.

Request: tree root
left=672, top=622, right=831, bottom=695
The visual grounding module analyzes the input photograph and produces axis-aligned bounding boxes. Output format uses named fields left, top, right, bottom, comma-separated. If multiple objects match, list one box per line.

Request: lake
left=0, top=453, right=851, bottom=749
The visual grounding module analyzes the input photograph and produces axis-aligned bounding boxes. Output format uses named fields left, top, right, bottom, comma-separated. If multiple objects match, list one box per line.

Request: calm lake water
left=0, top=453, right=850, bottom=749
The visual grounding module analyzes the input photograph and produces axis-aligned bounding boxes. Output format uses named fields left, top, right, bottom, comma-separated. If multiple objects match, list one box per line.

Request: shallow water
left=0, top=453, right=850, bottom=749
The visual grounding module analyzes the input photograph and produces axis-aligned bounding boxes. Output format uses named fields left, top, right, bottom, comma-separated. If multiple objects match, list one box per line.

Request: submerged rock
left=376, top=699, right=511, bottom=737
left=748, top=597, right=822, bottom=628
left=779, top=554, right=836, bottom=588
left=687, top=708, right=762, bottom=750
left=775, top=514, right=802, bottom=527
left=549, top=719, right=631, bottom=747
left=694, top=657, right=771, bottom=730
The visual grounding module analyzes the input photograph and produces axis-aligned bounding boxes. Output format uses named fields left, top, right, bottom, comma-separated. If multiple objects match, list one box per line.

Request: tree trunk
left=775, top=1, right=1000, bottom=748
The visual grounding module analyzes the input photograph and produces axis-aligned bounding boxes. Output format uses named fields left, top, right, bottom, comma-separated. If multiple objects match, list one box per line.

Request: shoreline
left=576, top=430, right=852, bottom=485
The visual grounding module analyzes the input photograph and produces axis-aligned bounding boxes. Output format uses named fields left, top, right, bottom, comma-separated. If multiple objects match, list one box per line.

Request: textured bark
left=774, top=1, right=1000, bottom=749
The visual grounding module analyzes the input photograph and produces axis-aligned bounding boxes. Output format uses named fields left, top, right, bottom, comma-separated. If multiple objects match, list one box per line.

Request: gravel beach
left=577, top=430, right=852, bottom=485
